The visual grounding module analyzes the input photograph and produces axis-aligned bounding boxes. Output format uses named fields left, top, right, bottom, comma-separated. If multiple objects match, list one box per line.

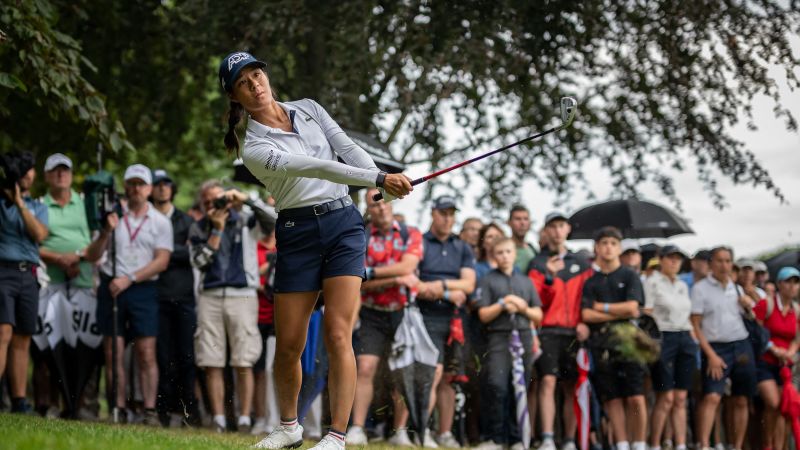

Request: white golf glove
left=378, top=187, right=396, bottom=203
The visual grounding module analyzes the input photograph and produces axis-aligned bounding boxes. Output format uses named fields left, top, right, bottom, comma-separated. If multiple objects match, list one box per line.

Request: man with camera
left=0, top=151, right=48, bottom=413
left=189, top=180, right=276, bottom=433
left=93, top=164, right=172, bottom=425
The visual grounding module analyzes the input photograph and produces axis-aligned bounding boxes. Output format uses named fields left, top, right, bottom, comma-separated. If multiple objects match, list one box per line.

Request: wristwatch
left=375, top=171, right=387, bottom=188
left=127, top=273, right=137, bottom=284
left=497, top=297, right=506, bottom=310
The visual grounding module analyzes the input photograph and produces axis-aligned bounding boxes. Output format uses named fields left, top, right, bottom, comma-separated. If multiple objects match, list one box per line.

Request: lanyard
left=123, top=214, right=148, bottom=245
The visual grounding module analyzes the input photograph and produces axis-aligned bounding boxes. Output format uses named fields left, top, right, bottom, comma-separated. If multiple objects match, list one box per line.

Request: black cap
left=692, top=249, right=711, bottom=261
left=593, top=226, right=623, bottom=242
left=432, top=196, right=458, bottom=211
left=219, top=52, right=267, bottom=93
left=660, top=245, right=686, bottom=259
left=544, top=211, right=569, bottom=225
left=152, top=169, right=173, bottom=185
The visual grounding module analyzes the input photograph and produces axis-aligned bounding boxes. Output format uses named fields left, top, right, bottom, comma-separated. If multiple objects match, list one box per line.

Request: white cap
left=621, top=239, right=641, bottom=254
left=44, top=153, right=73, bottom=172
left=124, top=164, right=152, bottom=184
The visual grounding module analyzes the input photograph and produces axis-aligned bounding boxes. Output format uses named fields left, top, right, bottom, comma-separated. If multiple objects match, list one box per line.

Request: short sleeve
left=753, top=298, right=768, bottom=321
left=643, top=277, right=657, bottom=309
left=405, top=227, right=424, bottom=260
left=154, top=216, right=174, bottom=252
left=475, top=274, right=494, bottom=309
left=527, top=278, right=541, bottom=307
left=460, top=241, right=476, bottom=269
left=581, top=277, right=595, bottom=310
left=626, top=271, right=645, bottom=306
left=690, top=283, right=705, bottom=315
left=33, top=201, right=49, bottom=227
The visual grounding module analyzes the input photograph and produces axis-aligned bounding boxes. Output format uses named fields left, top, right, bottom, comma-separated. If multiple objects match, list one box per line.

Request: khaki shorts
left=194, top=293, right=262, bottom=368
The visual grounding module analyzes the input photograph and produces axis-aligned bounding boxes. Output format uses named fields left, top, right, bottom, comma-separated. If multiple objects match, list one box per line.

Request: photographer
left=189, top=180, right=275, bottom=433
left=95, top=164, right=172, bottom=425
left=0, top=151, right=48, bottom=413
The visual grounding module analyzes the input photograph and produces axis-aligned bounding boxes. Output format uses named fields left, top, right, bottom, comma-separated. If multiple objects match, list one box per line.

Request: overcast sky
left=387, top=65, right=800, bottom=259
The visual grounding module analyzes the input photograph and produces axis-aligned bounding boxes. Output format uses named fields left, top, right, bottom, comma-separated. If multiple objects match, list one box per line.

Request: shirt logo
left=227, top=52, right=250, bottom=71
left=570, top=264, right=579, bottom=273
left=284, top=221, right=295, bottom=228
left=618, top=282, right=625, bottom=288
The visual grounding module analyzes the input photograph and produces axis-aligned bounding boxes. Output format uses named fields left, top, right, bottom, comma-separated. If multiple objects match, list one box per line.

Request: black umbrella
left=389, top=298, right=439, bottom=444
left=232, top=129, right=405, bottom=187
left=764, top=249, right=800, bottom=282
left=568, top=199, right=693, bottom=240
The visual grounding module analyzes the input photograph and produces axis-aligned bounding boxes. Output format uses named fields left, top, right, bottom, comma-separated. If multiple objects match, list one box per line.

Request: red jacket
left=528, top=248, right=592, bottom=330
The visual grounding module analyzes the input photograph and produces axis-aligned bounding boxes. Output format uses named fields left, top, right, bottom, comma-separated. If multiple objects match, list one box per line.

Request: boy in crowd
left=581, top=227, right=647, bottom=450
left=476, top=238, right=542, bottom=450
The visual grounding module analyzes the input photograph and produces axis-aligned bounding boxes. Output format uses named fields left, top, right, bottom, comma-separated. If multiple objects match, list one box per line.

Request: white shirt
left=242, top=99, right=380, bottom=211
left=690, top=274, right=749, bottom=343
left=100, top=203, right=173, bottom=280
left=644, top=270, right=693, bottom=332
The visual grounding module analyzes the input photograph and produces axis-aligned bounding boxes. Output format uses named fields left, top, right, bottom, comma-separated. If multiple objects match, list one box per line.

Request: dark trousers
left=482, top=330, right=533, bottom=445
left=156, top=298, right=198, bottom=421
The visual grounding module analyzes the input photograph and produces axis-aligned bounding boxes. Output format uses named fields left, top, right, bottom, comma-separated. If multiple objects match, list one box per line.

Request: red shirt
left=362, top=222, right=424, bottom=310
left=754, top=295, right=798, bottom=365
left=257, top=242, right=277, bottom=325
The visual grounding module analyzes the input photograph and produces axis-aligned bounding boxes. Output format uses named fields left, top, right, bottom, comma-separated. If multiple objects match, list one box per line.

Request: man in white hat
left=90, top=163, right=173, bottom=425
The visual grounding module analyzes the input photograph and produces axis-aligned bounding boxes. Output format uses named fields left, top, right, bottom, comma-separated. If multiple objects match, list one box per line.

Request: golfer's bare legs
left=273, top=291, right=317, bottom=421
left=321, top=275, right=361, bottom=432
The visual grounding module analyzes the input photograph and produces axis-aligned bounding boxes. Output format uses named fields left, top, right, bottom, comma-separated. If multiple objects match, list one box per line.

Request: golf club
left=373, top=96, right=577, bottom=201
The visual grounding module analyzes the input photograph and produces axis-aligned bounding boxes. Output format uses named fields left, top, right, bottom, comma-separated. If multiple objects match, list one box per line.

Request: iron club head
left=560, top=97, right=577, bottom=128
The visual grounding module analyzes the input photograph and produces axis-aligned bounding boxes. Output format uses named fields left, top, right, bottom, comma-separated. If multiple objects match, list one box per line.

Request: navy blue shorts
left=702, top=339, right=757, bottom=397
left=652, top=331, right=698, bottom=391
left=274, top=203, right=366, bottom=293
left=756, top=359, right=785, bottom=386
left=0, top=265, right=39, bottom=335
left=97, top=275, right=159, bottom=338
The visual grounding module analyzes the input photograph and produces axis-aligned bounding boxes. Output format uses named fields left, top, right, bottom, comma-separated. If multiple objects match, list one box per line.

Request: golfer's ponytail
left=224, top=101, right=245, bottom=157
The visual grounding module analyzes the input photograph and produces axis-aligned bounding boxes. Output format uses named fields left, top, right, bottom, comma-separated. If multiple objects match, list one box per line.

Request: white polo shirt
left=690, top=274, right=749, bottom=343
left=242, top=99, right=380, bottom=211
left=644, top=270, right=693, bottom=332
left=100, top=203, right=173, bottom=280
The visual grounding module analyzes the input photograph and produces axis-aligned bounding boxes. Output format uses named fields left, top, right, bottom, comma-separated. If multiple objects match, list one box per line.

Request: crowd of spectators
left=1, top=151, right=799, bottom=450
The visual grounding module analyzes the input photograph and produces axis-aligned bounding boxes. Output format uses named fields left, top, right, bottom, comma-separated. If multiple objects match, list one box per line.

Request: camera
left=0, top=151, right=35, bottom=191
left=212, top=196, right=230, bottom=210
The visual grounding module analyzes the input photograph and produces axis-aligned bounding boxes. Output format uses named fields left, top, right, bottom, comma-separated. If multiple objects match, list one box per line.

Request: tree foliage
left=2, top=0, right=798, bottom=212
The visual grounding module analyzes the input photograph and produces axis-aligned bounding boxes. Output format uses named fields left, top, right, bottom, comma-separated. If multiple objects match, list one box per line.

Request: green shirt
left=514, top=241, right=537, bottom=274
left=42, top=190, right=93, bottom=288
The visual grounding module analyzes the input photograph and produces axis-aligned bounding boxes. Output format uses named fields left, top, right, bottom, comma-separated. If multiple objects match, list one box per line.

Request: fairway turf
left=0, top=413, right=257, bottom=450
left=0, top=413, right=398, bottom=450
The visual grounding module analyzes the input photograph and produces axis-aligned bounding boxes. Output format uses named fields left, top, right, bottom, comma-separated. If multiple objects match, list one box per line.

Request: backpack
left=737, top=285, right=771, bottom=356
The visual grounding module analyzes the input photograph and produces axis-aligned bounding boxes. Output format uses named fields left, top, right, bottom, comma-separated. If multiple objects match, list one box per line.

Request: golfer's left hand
left=383, top=173, right=413, bottom=198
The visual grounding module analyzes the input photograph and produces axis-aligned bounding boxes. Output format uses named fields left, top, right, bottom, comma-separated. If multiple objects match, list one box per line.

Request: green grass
left=0, top=414, right=285, bottom=450
left=0, top=414, right=400, bottom=450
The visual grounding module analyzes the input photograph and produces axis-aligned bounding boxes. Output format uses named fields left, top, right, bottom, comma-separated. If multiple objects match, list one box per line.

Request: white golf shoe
left=253, top=423, right=304, bottom=449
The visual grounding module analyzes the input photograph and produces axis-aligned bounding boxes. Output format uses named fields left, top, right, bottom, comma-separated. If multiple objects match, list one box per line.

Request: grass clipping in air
left=610, top=322, right=661, bottom=365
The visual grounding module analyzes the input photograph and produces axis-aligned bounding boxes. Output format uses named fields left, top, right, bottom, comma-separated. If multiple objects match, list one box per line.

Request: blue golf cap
left=777, top=266, right=800, bottom=282
left=219, top=51, right=267, bottom=93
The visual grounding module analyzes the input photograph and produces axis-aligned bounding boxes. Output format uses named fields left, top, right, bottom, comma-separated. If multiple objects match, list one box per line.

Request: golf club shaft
left=373, top=124, right=560, bottom=201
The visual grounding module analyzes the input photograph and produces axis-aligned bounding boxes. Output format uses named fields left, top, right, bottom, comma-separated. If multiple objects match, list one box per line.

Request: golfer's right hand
left=383, top=173, right=413, bottom=199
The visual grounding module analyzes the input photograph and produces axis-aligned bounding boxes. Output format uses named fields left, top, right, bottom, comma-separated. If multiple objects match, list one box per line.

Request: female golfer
left=219, top=52, right=412, bottom=449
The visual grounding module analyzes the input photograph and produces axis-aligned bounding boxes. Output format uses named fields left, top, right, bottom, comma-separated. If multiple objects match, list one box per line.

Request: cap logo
left=227, top=52, right=250, bottom=71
